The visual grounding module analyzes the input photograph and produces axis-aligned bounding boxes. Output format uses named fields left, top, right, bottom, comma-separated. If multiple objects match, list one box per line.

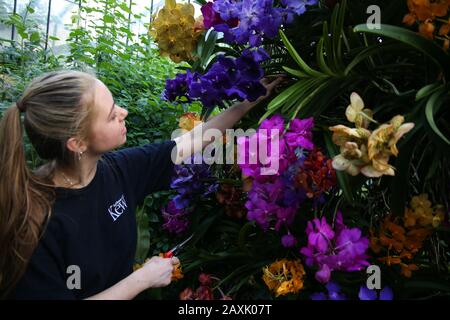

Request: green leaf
left=416, top=83, right=443, bottom=101
left=266, top=81, right=305, bottom=112
left=103, top=15, right=115, bottom=24
left=316, top=37, right=336, bottom=76
left=279, top=29, right=324, bottom=78
left=10, top=14, right=22, bottom=26
left=290, top=78, right=331, bottom=119
left=353, top=24, right=450, bottom=78
left=425, top=88, right=450, bottom=145
left=200, top=30, right=218, bottom=68
left=30, top=31, right=40, bottom=43
left=282, top=66, right=309, bottom=78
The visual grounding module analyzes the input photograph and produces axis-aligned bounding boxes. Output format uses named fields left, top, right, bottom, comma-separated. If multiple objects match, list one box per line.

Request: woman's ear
left=66, top=137, right=88, bottom=154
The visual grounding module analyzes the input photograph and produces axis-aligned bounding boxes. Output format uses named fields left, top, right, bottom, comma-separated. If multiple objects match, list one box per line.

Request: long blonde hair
left=0, top=70, right=97, bottom=297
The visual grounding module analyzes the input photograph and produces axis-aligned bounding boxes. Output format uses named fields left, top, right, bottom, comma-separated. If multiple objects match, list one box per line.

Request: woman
left=0, top=70, right=281, bottom=299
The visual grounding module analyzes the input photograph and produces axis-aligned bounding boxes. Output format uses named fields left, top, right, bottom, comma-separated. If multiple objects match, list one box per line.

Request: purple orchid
left=284, top=117, right=314, bottom=151
left=170, top=154, right=218, bottom=210
left=311, top=281, right=348, bottom=300
left=300, top=212, right=370, bottom=283
left=281, top=233, right=298, bottom=248
left=359, top=286, right=394, bottom=300
left=162, top=200, right=191, bottom=235
left=210, top=0, right=317, bottom=46
left=164, top=49, right=268, bottom=109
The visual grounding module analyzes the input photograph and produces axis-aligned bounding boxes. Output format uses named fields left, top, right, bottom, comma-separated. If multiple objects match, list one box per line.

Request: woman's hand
left=133, top=255, right=180, bottom=289
left=244, top=75, right=287, bottom=108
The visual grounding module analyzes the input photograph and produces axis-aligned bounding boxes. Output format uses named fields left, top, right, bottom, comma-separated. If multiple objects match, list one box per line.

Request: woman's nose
left=120, top=107, right=128, bottom=120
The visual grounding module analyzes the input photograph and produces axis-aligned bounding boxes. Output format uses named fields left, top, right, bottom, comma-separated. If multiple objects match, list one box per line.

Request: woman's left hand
left=247, top=75, right=287, bottom=107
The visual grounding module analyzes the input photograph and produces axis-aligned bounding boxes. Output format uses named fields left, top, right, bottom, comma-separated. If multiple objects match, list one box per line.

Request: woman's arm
left=85, top=256, right=178, bottom=300
left=173, top=77, right=284, bottom=164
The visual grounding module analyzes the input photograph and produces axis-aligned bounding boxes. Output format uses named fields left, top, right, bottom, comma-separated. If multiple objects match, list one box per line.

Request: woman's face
left=88, top=80, right=128, bottom=154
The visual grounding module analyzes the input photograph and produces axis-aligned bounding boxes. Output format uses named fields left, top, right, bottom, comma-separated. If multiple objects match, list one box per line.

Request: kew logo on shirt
left=108, top=194, right=127, bottom=221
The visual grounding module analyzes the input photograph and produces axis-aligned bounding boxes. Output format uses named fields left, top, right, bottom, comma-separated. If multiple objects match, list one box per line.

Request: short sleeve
left=12, top=222, right=75, bottom=300
left=103, top=140, right=177, bottom=204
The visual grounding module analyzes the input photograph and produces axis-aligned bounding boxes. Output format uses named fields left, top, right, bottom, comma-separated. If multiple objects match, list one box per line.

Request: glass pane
left=0, top=0, right=14, bottom=42
left=14, top=0, right=49, bottom=42
left=48, top=0, right=78, bottom=54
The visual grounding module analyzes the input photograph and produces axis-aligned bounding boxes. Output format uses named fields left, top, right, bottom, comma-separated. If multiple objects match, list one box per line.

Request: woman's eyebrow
left=107, top=100, right=115, bottom=119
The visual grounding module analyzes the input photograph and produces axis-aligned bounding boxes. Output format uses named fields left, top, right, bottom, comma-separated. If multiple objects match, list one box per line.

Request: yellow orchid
left=179, top=112, right=202, bottom=131
left=332, top=142, right=370, bottom=176
left=329, top=124, right=370, bottom=147
left=330, top=93, right=414, bottom=178
left=329, top=125, right=371, bottom=176
left=150, top=0, right=204, bottom=63
left=367, top=115, right=414, bottom=160
left=345, top=92, right=374, bottom=129
left=262, top=259, right=306, bottom=297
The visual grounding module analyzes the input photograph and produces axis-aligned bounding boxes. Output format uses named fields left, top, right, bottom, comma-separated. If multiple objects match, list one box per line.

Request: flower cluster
left=203, top=0, right=318, bottom=47
left=300, top=212, right=370, bottom=284
left=403, top=0, right=450, bottom=50
left=238, top=115, right=336, bottom=246
left=404, top=193, right=446, bottom=228
left=180, top=273, right=231, bottom=300
left=238, top=115, right=314, bottom=181
left=370, top=194, right=445, bottom=277
left=170, top=153, right=218, bottom=210
left=262, top=259, right=306, bottom=297
left=162, top=200, right=191, bottom=235
left=370, top=216, right=429, bottom=277
left=330, top=92, right=415, bottom=178
left=163, top=48, right=268, bottom=109
left=149, top=0, right=204, bottom=63
left=294, top=148, right=336, bottom=202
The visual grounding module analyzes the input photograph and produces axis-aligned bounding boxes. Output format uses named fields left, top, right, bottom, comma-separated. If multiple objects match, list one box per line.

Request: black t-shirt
left=11, top=140, right=176, bottom=299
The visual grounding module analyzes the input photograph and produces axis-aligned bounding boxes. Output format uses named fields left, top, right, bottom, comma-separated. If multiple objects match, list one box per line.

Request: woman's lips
left=122, top=127, right=127, bottom=135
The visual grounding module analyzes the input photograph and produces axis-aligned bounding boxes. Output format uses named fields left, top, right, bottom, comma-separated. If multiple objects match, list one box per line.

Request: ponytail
left=0, top=103, right=54, bottom=298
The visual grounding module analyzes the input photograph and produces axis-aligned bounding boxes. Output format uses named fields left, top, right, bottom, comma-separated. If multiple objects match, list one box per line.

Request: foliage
left=151, top=0, right=450, bottom=300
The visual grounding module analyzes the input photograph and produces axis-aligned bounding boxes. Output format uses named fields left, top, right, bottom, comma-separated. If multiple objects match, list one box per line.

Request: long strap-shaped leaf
left=353, top=24, right=450, bottom=79
left=279, top=29, right=324, bottom=78
left=425, top=87, right=450, bottom=146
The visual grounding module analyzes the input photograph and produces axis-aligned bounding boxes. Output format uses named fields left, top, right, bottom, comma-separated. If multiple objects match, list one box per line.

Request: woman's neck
left=53, top=156, right=99, bottom=189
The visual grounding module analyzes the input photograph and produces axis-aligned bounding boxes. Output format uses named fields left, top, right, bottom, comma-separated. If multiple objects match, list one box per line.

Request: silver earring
left=78, top=151, right=83, bottom=161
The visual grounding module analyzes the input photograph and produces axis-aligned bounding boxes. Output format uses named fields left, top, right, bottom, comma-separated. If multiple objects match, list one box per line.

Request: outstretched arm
left=172, top=77, right=284, bottom=164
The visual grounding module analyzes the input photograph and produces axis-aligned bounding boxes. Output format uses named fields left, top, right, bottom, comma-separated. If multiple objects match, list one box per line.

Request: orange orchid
left=370, top=193, right=445, bottom=278
left=262, top=259, right=306, bottom=297
left=403, top=0, right=450, bottom=49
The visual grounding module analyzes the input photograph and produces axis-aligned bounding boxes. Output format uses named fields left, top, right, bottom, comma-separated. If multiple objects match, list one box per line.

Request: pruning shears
left=162, top=234, right=194, bottom=258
